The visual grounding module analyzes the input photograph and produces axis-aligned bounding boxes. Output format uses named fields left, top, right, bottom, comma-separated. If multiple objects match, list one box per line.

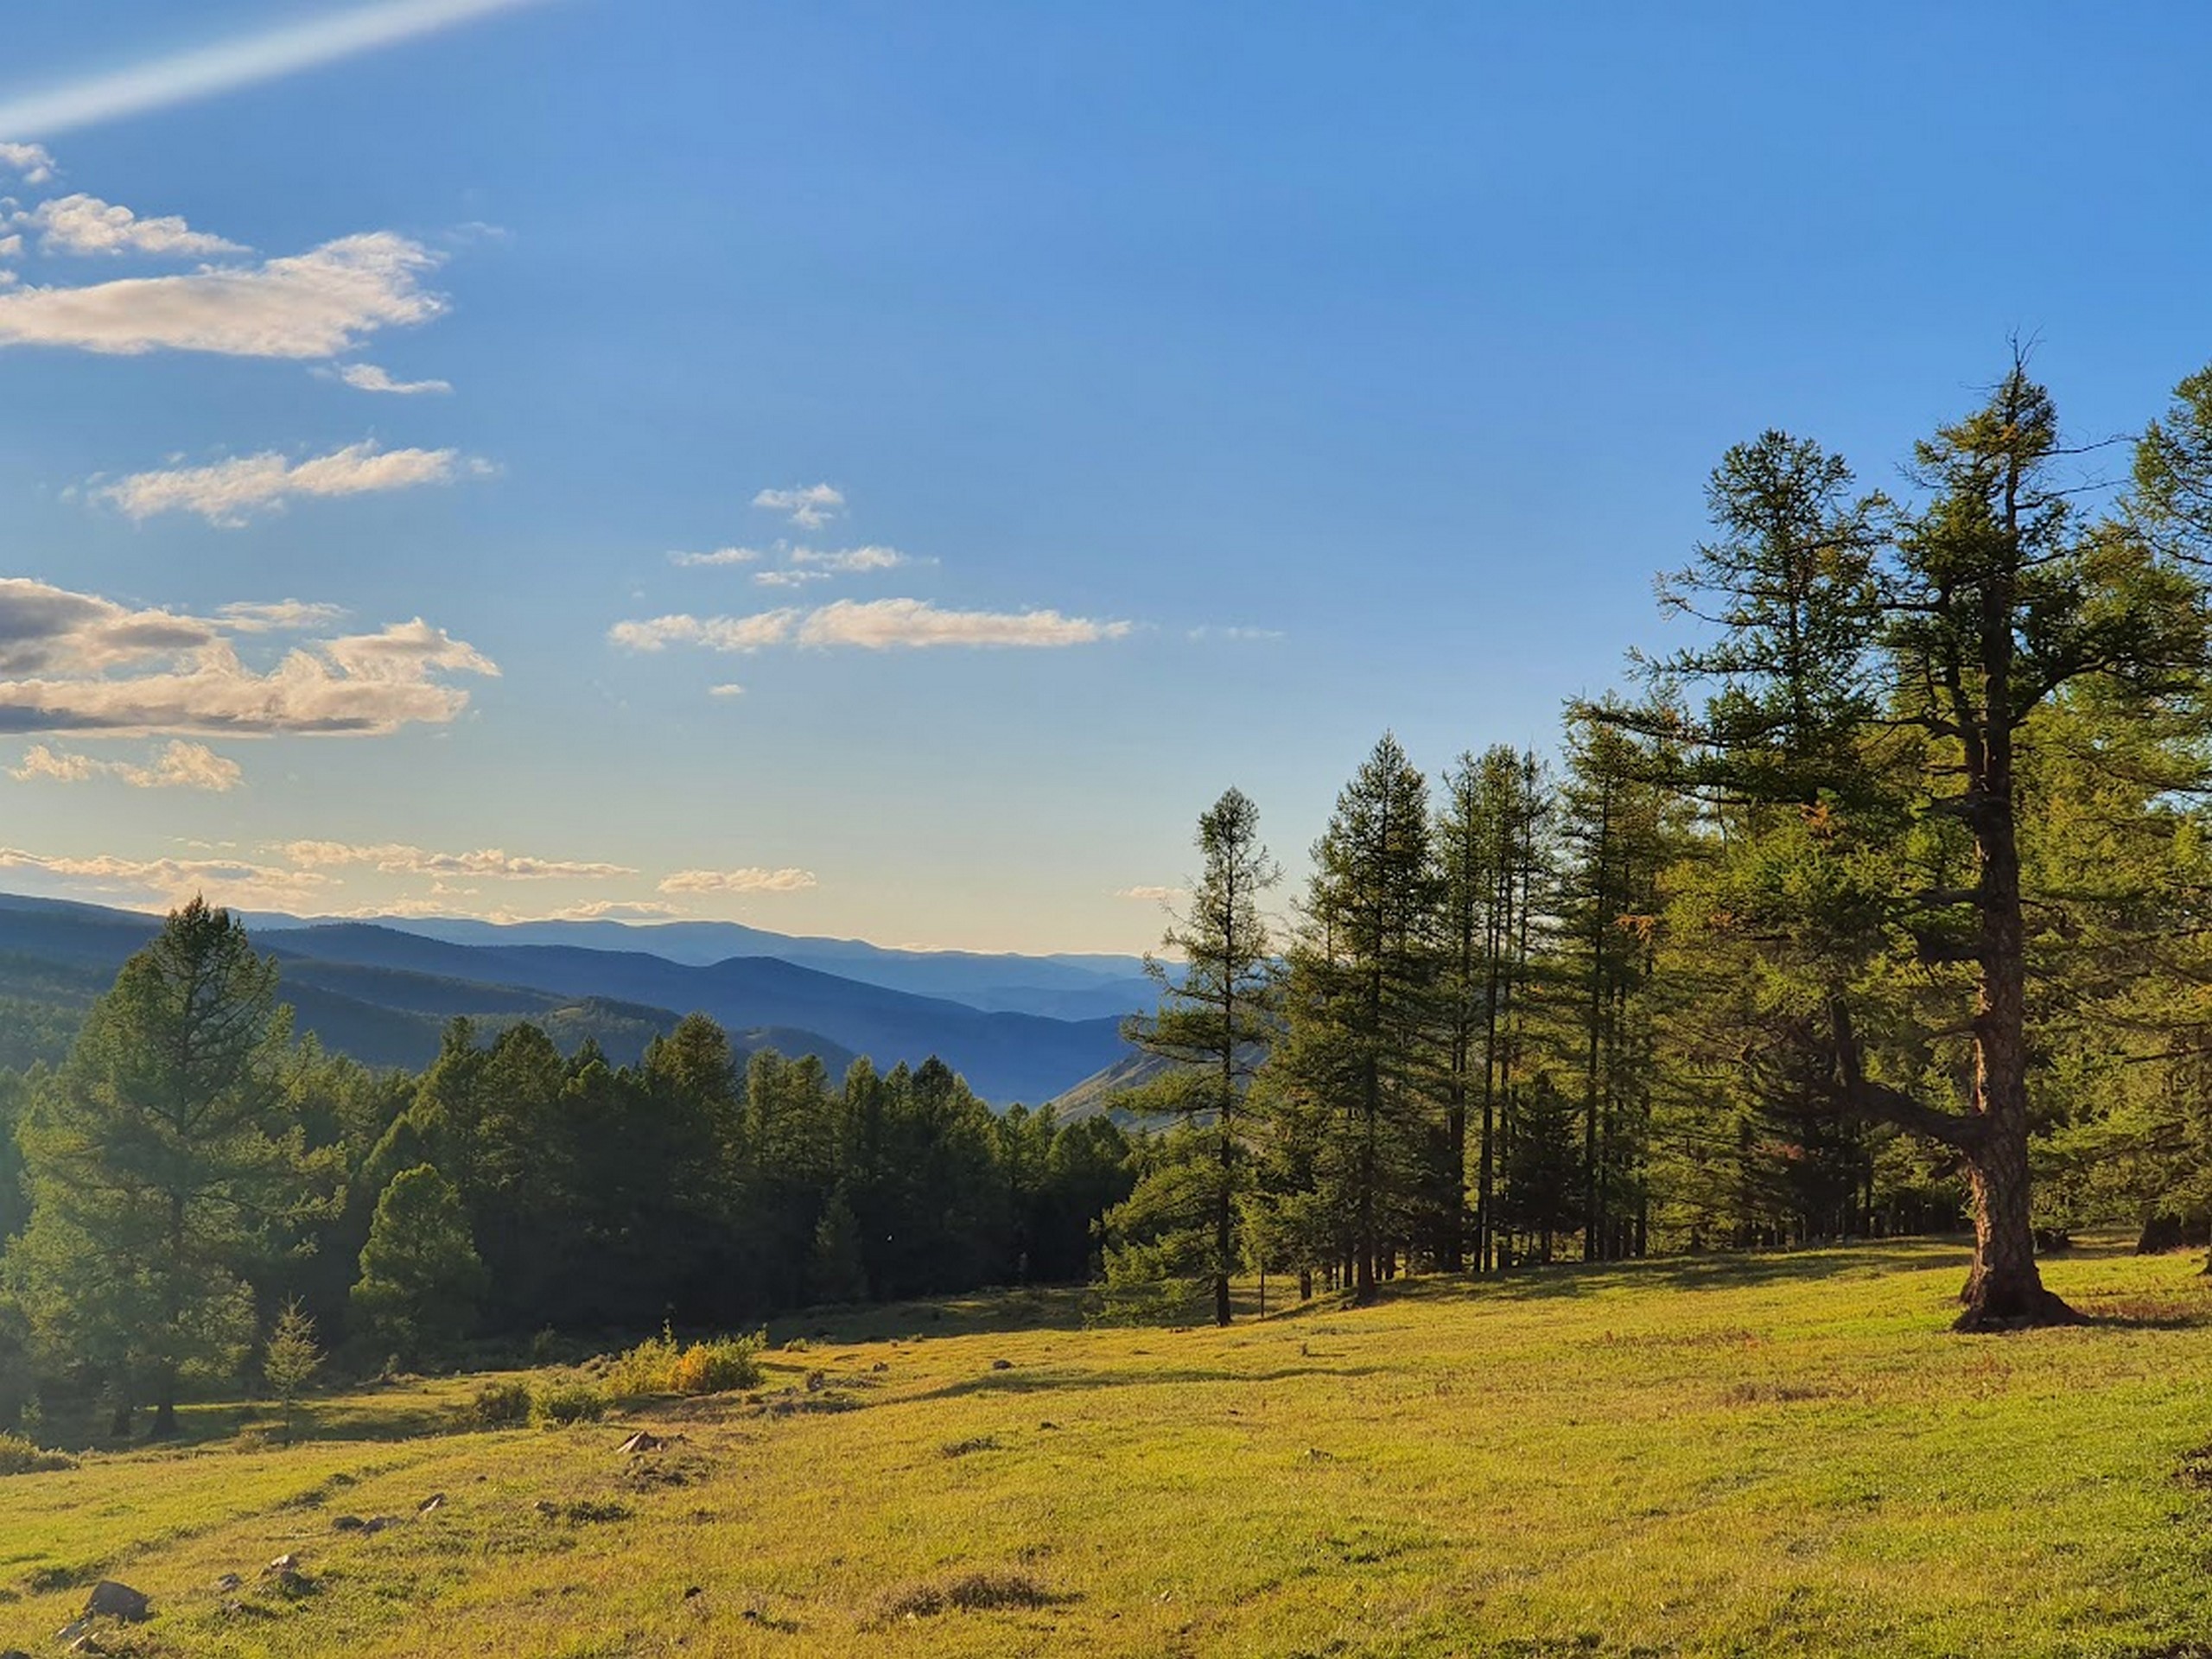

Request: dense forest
left=5, top=353, right=2212, bottom=1435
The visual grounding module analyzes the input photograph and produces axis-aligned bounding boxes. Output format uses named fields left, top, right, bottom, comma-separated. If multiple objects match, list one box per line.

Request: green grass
left=5, top=1239, right=2212, bottom=1656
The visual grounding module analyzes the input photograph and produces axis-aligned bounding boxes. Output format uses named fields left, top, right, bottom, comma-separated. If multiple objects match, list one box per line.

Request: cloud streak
left=14, top=193, right=245, bottom=257
left=608, top=598, right=1131, bottom=653
left=98, top=441, right=475, bottom=524
left=283, top=840, right=633, bottom=880
left=327, top=361, right=451, bottom=395
left=10, top=739, right=243, bottom=791
left=658, top=867, right=817, bottom=895
left=0, top=0, right=556, bottom=140
left=0, top=232, right=445, bottom=357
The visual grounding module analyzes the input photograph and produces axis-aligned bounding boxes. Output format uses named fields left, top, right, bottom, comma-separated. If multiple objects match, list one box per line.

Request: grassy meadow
left=4, top=1238, right=2212, bottom=1658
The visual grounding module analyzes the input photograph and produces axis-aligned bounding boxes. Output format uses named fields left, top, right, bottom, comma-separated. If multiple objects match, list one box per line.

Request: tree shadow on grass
left=903, top=1362, right=1385, bottom=1406
left=1421, top=1240, right=1978, bottom=1305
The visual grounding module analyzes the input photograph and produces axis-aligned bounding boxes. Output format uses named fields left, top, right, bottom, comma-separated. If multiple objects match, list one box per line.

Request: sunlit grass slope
left=5, top=1239, right=2212, bottom=1657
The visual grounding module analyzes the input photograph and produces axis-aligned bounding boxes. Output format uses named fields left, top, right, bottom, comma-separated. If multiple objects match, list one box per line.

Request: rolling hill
left=0, top=894, right=1129, bottom=1101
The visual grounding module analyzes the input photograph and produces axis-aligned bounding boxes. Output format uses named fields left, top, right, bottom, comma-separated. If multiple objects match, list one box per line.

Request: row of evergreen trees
left=1104, top=354, right=2212, bottom=1328
left=0, top=905, right=1133, bottom=1437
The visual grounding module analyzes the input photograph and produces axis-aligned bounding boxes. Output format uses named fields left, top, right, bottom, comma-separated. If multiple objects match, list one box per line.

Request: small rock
left=418, top=1493, right=445, bottom=1515
left=533, top=1499, right=557, bottom=1516
left=213, top=1573, right=243, bottom=1592
left=617, top=1430, right=663, bottom=1454
left=870, top=1360, right=888, bottom=1372
left=84, top=1580, right=151, bottom=1623
left=361, top=1515, right=397, bottom=1535
left=332, top=1514, right=367, bottom=1532
left=990, top=1358, right=1014, bottom=1371
left=804, top=1370, right=826, bottom=1392
left=1039, top=1420, right=1060, bottom=1430
left=683, top=1586, right=702, bottom=1599
left=264, top=1554, right=302, bottom=1576
left=67, top=1636, right=105, bottom=1656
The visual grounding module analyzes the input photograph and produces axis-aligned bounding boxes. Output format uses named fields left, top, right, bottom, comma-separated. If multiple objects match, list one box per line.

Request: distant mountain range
left=0, top=893, right=1152, bottom=1107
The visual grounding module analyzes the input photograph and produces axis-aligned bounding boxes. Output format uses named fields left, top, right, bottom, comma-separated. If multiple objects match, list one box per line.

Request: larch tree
left=1282, top=734, right=1442, bottom=1303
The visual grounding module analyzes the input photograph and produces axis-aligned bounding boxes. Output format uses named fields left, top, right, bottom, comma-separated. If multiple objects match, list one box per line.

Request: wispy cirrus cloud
left=98, top=441, right=480, bottom=524
left=10, top=739, right=243, bottom=791
left=753, top=483, right=844, bottom=530
left=0, top=578, right=496, bottom=738
left=658, top=867, right=817, bottom=895
left=609, top=598, right=1131, bottom=654
left=14, top=193, right=245, bottom=257
left=0, top=231, right=445, bottom=358
left=283, top=840, right=633, bottom=880
left=0, top=0, right=556, bottom=140
left=1116, top=885, right=1186, bottom=902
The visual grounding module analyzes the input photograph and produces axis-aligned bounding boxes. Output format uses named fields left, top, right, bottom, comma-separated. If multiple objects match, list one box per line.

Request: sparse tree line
left=1104, top=354, right=2212, bottom=1330
left=0, top=899, right=1134, bottom=1439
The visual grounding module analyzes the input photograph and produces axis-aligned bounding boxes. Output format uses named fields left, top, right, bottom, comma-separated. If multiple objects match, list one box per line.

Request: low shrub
left=466, top=1378, right=533, bottom=1428
left=531, top=1379, right=608, bottom=1427
left=0, top=1432, right=73, bottom=1476
left=604, top=1325, right=764, bottom=1398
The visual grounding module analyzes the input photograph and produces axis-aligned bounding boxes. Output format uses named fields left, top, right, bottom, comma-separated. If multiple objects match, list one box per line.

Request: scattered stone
left=1039, top=1420, right=1060, bottom=1430
left=617, top=1430, right=663, bottom=1455
left=683, top=1586, right=702, bottom=1599
left=83, top=1581, right=150, bottom=1623
left=263, top=1554, right=301, bottom=1577
left=804, top=1370, right=826, bottom=1392
left=418, top=1493, right=446, bottom=1515
left=66, top=1635, right=104, bottom=1656
left=870, top=1360, right=888, bottom=1373
left=333, top=1515, right=367, bottom=1532
left=990, top=1358, right=1014, bottom=1371
left=533, top=1500, right=557, bottom=1516
left=362, top=1516, right=397, bottom=1535
left=213, top=1573, right=243, bottom=1592
left=1, top=1646, right=29, bottom=1659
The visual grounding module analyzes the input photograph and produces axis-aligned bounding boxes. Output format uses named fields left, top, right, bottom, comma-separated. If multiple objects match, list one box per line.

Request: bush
left=604, top=1325, right=764, bottom=1398
left=465, top=1378, right=533, bottom=1428
left=531, top=1379, right=607, bottom=1427
left=0, top=1431, right=75, bottom=1476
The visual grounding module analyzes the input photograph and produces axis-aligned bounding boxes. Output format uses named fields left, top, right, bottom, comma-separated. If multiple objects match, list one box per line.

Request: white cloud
left=753, top=483, right=844, bottom=530
left=0, top=143, right=55, bottom=186
left=708, top=683, right=745, bottom=697
left=11, top=739, right=243, bottom=791
left=99, top=441, right=473, bottom=524
left=0, top=578, right=496, bottom=737
left=1116, top=885, right=1186, bottom=903
left=607, top=610, right=799, bottom=653
left=217, top=599, right=346, bottom=632
left=752, top=569, right=831, bottom=588
left=610, top=598, right=1130, bottom=656
left=0, top=846, right=334, bottom=912
left=658, top=867, right=817, bottom=895
left=789, top=543, right=909, bottom=574
left=668, top=546, right=764, bottom=568
left=283, top=840, right=632, bottom=880
left=326, top=360, right=451, bottom=395
left=798, top=598, right=1131, bottom=650
left=0, top=1, right=556, bottom=139
left=16, top=193, right=245, bottom=257
left=0, top=232, right=445, bottom=358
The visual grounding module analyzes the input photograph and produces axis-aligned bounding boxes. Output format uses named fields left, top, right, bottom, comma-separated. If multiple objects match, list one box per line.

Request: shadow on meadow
left=905, top=1361, right=1388, bottom=1405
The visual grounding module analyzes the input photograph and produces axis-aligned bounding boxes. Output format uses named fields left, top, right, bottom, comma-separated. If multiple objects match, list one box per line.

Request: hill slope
left=3, top=1240, right=2209, bottom=1656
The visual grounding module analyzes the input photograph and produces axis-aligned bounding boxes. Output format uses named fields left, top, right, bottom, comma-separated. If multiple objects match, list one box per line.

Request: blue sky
left=2, top=0, right=2209, bottom=951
